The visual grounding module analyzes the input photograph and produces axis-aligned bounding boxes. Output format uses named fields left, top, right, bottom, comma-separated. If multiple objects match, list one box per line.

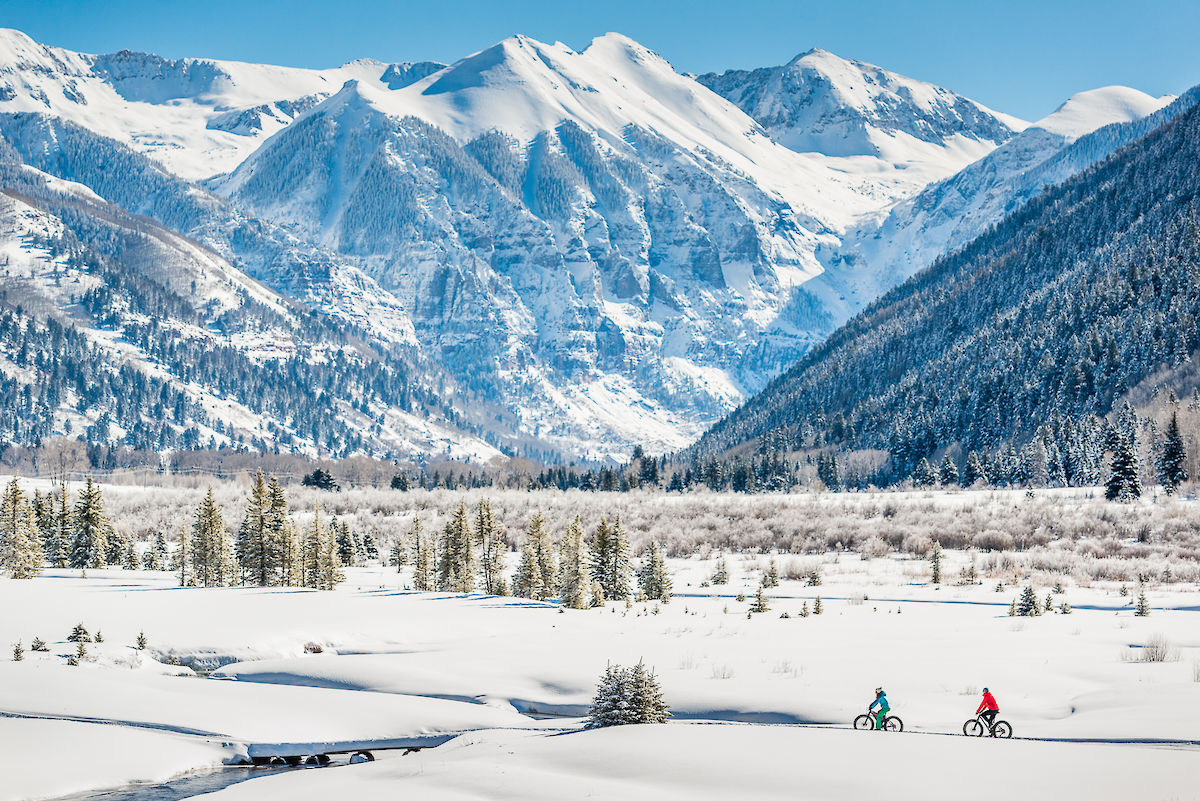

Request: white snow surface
left=1, top=545, right=1197, bottom=799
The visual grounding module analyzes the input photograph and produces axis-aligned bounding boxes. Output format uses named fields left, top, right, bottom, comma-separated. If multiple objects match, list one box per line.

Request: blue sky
left=5, top=0, right=1200, bottom=120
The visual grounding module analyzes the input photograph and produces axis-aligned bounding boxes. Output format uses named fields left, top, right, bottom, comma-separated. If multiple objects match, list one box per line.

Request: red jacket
left=977, top=692, right=999, bottom=713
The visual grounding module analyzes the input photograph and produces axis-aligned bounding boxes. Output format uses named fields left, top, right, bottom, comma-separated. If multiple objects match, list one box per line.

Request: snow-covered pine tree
left=558, top=516, right=592, bottom=609
left=939, top=454, right=960, bottom=486
left=1157, top=411, right=1188, bottom=494
left=121, top=537, right=139, bottom=570
left=963, top=451, right=989, bottom=487
left=762, top=556, right=780, bottom=588
left=0, top=478, right=43, bottom=579
left=1016, top=586, right=1040, bottom=617
left=191, top=488, right=233, bottom=587
left=912, top=457, right=938, bottom=486
left=389, top=539, right=407, bottom=571
left=590, top=515, right=632, bottom=602
left=318, top=512, right=344, bottom=591
left=409, top=515, right=435, bottom=591
left=710, top=555, right=729, bottom=585
left=627, top=660, right=670, bottom=724
left=236, top=469, right=271, bottom=586
left=1105, top=433, right=1142, bottom=502
left=637, top=541, right=672, bottom=602
left=1135, top=590, right=1151, bottom=616
left=335, top=519, right=357, bottom=567
left=930, top=542, right=943, bottom=585
left=750, top=585, right=770, bottom=613
left=514, top=512, right=555, bottom=600
left=476, top=499, right=507, bottom=595
left=265, top=477, right=295, bottom=586
left=70, top=477, right=112, bottom=570
left=437, top=500, right=475, bottom=593
left=362, top=532, right=379, bottom=562
left=586, top=664, right=632, bottom=728
left=813, top=596, right=823, bottom=615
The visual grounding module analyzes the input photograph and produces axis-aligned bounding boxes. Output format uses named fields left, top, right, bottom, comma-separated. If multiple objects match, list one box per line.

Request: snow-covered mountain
left=0, top=27, right=1181, bottom=462
left=697, top=49, right=1026, bottom=199
left=809, top=86, right=1181, bottom=322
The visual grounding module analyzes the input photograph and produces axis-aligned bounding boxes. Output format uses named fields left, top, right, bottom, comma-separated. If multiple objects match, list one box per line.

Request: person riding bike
left=976, top=688, right=999, bottom=731
left=869, top=687, right=890, bottom=730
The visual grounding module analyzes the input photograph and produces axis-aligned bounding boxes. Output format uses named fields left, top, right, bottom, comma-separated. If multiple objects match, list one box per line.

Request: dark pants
left=981, top=709, right=998, bottom=729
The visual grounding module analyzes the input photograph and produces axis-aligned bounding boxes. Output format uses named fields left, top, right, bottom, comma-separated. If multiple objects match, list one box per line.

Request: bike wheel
left=963, top=719, right=984, bottom=737
left=853, top=714, right=875, bottom=730
left=884, top=716, right=903, bottom=732
left=993, top=720, right=1012, bottom=738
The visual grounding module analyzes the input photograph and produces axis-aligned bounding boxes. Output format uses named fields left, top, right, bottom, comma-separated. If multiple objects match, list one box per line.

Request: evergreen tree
left=587, top=664, right=633, bottom=728
left=265, top=477, right=295, bottom=586
left=176, top=522, right=191, bottom=587
left=963, top=451, right=989, bottom=487
left=1157, top=411, right=1188, bottom=494
left=1016, top=586, right=1040, bottom=617
left=121, top=537, right=139, bottom=570
left=710, top=556, right=729, bottom=585
left=437, top=500, right=475, bottom=593
left=1105, top=433, right=1142, bottom=502
left=0, top=478, right=43, bottom=579
left=361, top=532, right=379, bottom=562
left=1135, top=590, right=1151, bottom=617
left=930, top=542, right=943, bottom=585
left=513, top=512, right=555, bottom=600
left=638, top=541, right=672, bottom=602
left=236, top=469, right=272, bottom=585
left=558, top=516, right=592, bottom=609
left=813, top=596, right=823, bottom=615
left=627, top=661, right=670, bottom=724
left=334, top=519, right=357, bottom=567
left=411, top=515, right=436, bottom=592
left=476, top=499, right=507, bottom=596
left=912, top=457, right=938, bottom=486
left=389, top=538, right=407, bottom=571
left=70, top=477, right=112, bottom=570
left=590, top=515, right=633, bottom=602
left=939, top=454, right=960, bottom=486
left=191, top=488, right=232, bottom=587
left=762, top=557, right=780, bottom=588
left=750, top=585, right=770, bottom=613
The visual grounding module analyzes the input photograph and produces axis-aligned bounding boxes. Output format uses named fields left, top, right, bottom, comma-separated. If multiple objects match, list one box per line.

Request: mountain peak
left=1035, top=86, right=1172, bottom=138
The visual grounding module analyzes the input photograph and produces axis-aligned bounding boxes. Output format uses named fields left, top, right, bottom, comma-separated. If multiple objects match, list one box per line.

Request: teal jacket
left=870, top=692, right=890, bottom=712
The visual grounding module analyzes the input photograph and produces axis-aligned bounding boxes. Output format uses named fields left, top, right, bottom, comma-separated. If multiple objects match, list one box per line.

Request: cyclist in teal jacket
left=869, top=687, right=890, bottom=730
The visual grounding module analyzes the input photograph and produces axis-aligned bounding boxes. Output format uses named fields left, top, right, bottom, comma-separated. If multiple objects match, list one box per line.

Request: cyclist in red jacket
left=977, top=688, right=999, bottom=731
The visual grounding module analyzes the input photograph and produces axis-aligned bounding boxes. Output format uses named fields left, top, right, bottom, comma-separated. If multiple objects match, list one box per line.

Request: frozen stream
left=57, top=766, right=298, bottom=801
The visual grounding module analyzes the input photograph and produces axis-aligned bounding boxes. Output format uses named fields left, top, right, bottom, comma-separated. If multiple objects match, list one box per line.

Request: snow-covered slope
left=808, top=85, right=1178, bottom=321
left=0, top=27, right=443, bottom=179
left=698, top=49, right=1026, bottom=199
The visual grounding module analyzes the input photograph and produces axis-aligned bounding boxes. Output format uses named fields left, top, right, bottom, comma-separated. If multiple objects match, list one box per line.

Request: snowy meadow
left=1, top=478, right=1199, bottom=801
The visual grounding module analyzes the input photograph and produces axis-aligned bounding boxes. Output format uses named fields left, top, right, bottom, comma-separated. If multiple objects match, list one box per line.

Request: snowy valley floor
left=2, top=543, right=1198, bottom=800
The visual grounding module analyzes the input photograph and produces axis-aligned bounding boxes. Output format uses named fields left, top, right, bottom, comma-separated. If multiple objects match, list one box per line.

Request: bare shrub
left=861, top=536, right=891, bottom=559
left=1141, top=634, right=1179, bottom=663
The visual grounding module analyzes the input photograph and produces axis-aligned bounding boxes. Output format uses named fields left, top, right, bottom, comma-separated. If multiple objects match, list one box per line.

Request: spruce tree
left=710, top=556, right=729, bottom=585
left=236, top=470, right=272, bottom=586
left=191, top=488, right=233, bottom=587
left=813, top=596, right=823, bottom=615
left=964, top=451, right=989, bottom=487
left=557, top=516, right=591, bottom=609
left=0, top=479, right=43, bottom=579
left=1135, top=590, right=1151, bottom=617
left=176, top=522, right=191, bottom=587
left=335, top=519, right=357, bottom=567
left=590, top=515, right=633, bottom=602
left=1106, top=433, right=1142, bottom=502
left=514, top=512, right=555, bottom=600
left=912, top=457, right=938, bottom=486
left=762, top=557, right=780, bottom=588
left=627, top=661, right=670, bottom=724
left=587, top=664, right=633, bottom=728
left=437, top=500, right=475, bottom=593
left=750, top=585, right=770, bottom=613
left=638, top=541, right=672, bottom=602
left=409, top=515, right=435, bottom=591
left=1016, top=586, right=1040, bottom=616
left=476, top=499, right=507, bottom=596
left=1157, top=411, right=1188, bottom=494
left=318, top=512, right=344, bottom=590
left=939, top=454, right=960, bottom=486
left=70, top=477, right=112, bottom=570
left=930, top=542, right=943, bottom=585
left=265, top=477, right=295, bottom=586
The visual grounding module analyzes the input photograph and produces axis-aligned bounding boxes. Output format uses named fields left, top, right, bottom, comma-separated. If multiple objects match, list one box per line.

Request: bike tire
left=853, top=714, right=875, bottom=730
left=884, top=716, right=903, bottom=732
left=993, top=720, right=1012, bottom=738
left=963, top=719, right=984, bottom=737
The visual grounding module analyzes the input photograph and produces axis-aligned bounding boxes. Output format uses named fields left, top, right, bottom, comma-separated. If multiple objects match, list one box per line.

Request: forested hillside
left=687, top=93, right=1200, bottom=488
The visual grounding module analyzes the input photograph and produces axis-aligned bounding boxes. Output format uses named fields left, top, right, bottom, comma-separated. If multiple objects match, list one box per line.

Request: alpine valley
left=0, top=28, right=1183, bottom=465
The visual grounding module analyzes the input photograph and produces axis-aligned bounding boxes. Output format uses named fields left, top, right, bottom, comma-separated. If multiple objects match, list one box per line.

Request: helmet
left=982, top=688, right=989, bottom=693
left=875, top=687, right=883, bottom=695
